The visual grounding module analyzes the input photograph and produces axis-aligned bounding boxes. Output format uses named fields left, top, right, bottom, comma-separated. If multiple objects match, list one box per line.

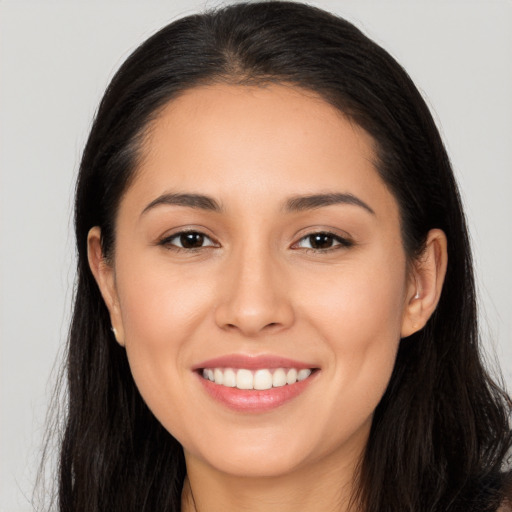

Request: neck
left=181, top=448, right=363, bottom=512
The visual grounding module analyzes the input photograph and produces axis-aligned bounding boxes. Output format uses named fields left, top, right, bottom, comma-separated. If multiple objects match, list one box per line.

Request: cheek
left=113, top=255, right=214, bottom=413
left=116, top=249, right=213, bottom=340
left=298, top=251, right=407, bottom=414
left=302, top=251, right=407, bottom=344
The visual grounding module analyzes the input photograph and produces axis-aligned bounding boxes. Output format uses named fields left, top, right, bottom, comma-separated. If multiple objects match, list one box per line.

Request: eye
left=160, top=231, right=217, bottom=250
left=294, top=232, right=353, bottom=251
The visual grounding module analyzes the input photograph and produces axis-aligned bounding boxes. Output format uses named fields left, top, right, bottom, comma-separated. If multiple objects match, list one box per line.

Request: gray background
left=1, top=1, right=511, bottom=511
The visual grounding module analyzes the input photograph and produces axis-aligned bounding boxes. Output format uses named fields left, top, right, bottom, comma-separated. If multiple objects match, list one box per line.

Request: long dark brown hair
left=42, top=2, right=511, bottom=511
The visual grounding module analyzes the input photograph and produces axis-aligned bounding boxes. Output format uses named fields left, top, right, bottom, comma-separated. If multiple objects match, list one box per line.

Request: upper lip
left=193, top=354, right=317, bottom=370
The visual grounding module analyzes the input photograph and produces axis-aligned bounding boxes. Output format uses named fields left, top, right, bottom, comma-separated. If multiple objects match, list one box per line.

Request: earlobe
left=401, top=229, right=448, bottom=338
left=87, top=227, right=125, bottom=346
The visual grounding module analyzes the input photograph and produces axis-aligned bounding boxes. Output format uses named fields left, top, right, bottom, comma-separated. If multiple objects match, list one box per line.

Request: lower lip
left=197, top=372, right=317, bottom=412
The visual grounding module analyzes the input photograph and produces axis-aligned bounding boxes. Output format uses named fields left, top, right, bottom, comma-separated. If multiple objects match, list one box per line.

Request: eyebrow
left=140, top=191, right=375, bottom=217
left=141, top=193, right=223, bottom=216
left=284, top=193, right=375, bottom=215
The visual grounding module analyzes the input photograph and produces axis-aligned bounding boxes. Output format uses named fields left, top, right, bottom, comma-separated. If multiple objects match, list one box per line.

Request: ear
left=401, top=229, right=448, bottom=338
left=87, top=227, right=125, bottom=346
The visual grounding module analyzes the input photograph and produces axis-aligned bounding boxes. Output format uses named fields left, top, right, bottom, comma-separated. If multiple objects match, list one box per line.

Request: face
left=91, top=84, right=421, bottom=479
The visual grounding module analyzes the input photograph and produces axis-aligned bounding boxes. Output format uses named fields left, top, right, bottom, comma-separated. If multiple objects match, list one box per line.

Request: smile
left=202, top=367, right=313, bottom=390
left=195, top=355, right=319, bottom=411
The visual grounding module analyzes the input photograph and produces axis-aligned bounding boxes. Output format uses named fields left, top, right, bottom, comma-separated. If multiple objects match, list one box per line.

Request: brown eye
left=295, top=232, right=353, bottom=251
left=160, top=231, right=217, bottom=250
left=308, top=233, right=336, bottom=249
left=180, top=232, right=205, bottom=248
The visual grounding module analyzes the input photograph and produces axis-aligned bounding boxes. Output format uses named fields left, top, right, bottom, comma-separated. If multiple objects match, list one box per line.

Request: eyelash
left=158, top=230, right=218, bottom=252
left=292, top=232, right=354, bottom=253
left=158, top=230, right=354, bottom=253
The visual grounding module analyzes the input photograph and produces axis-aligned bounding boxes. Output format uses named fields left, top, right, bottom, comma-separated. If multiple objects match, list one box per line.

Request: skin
left=88, top=84, right=447, bottom=512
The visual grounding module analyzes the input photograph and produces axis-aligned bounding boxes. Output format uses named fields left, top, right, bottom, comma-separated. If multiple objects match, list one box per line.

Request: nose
left=214, top=245, right=295, bottom=337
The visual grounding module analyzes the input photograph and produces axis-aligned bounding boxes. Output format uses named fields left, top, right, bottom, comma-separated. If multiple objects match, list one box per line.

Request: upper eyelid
left=298, top=231, right=347, bottom=240
left=158, top=226, right=216, bottom=241
left=292, top=231, right=353, bottom=248
left=293, top=228, right=353, bottom=243
left=155, top=231, right=216, bottom=253
left=166, top=229, right=213, bottom=239
left=161, top=230, right=217, bottom=244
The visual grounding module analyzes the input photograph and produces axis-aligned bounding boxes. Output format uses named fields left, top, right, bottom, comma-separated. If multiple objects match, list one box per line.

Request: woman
left=52, top=1, right=511, bottom=511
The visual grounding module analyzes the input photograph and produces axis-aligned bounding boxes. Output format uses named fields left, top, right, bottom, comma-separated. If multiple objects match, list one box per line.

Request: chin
left=203, top=450, right=310, bottom=479
left=182, top=425, right=334, bottom=479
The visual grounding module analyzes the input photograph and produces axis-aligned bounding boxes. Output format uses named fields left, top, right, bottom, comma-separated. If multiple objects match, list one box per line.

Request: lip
left=193, top=354, right=319, bottom=412
left=193, top=354, right=316, bottom=371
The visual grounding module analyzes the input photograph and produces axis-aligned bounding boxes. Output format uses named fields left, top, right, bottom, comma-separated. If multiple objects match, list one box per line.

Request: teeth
left=286, top=368, right=297, bottom=384
left=272, top=368, right=287, bottom=387
left=236, top=369, right=253, bottom=390
left=223, top=368, right=236, bottom=387
left=202, top=367, right=313, bottom=390
left=254, top=369, right=273, bottom=390
left=213, top=368, right=224, bottom=385
left=297, top=369, right=312, bottom=381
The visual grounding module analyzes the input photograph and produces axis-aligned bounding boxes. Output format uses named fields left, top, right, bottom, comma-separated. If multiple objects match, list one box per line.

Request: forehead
left=145, top=83, right=375, bottom=166
left=124, top=83, right=397, bottom=219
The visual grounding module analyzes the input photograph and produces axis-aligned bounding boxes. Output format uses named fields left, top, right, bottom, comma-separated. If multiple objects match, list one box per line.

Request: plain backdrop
left=1, top=1, right=511, bottom=511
